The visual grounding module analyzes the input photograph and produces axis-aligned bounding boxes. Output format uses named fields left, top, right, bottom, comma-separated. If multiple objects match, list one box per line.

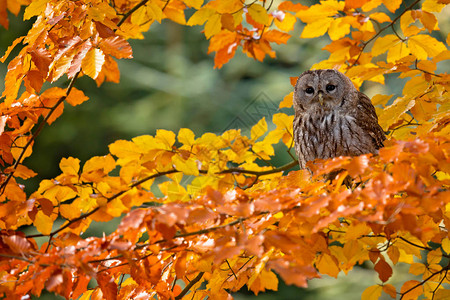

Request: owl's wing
left=355, top=91, right=386, bottom=150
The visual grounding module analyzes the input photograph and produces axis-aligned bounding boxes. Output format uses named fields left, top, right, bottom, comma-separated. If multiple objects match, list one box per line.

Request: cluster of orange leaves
left=0, top=0, right=449, bottom=299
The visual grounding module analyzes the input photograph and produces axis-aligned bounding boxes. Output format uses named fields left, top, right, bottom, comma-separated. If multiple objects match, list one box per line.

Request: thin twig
left=117, top=0, right=149, bottom=27
left=174, top=272, right=205, bottom=300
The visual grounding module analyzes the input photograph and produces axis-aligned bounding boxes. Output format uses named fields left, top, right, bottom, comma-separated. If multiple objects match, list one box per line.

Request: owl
left=293, top=69, right=386, bottom=169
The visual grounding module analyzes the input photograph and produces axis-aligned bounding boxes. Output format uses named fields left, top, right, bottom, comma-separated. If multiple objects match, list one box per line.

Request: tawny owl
left=293, top=69, right=386, bottom=169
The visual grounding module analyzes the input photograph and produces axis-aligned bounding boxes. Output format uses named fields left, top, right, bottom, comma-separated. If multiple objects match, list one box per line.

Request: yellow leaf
left=187, top=7, right=214, bottom=26
left=296, top=1, right=343, bottom=23
left=60, top=157, right=80, bottom=176
left=316, top=253, right=339, bottom=278
left=34, top=210, right=53, bottom=235
left=427, top=249, right=442, bottom=265
left=369, top=12, right=391, bottom=23
left=82, top=48, right=105, bottom=79
left=82, top=154, right=116, bottom=174
left=23, top=0, right=49, bottom=20
left=247, top=3, right=269, bottom=25
left=371, top=94, right=392, bottom=107
left=328, top=18, right=350, bottom=41
left=259, top=269, right=278, bottom=291
left=301, top=17, right=333, bottom=38
left=251, top=118, right=267, bottom=141
left=66, top=87, right=89, bottom=106
left=387, top=42, right=410, bottom=62
left=274, top=12, right=296, bottom=32
left=183, top=0, right=203, bottom=9
left=147, top=2, right=163, bottom=23
left=107, top=198, right=128, bottom=217
left=156, top=129, right=176, bottom=149
left=172, top=155, right=199, bottom=176
left=382, top=0, right=401, bottom=12
left=362, top=0, right=383, bottom=12
left=178, top=128, right=196, bottom=147
left=109, top=140, right=141, bottom=161
left=362, top=285, right=382, bottom=300
left=442, top=238, right=450, bottom=254
left=435, top=289, right=450, bottom=300
left=408, top=35, right=447, bottom=60
left=279, top=91, right=293, bottom=108
left=204, top=13, right=221, bottom=39
left=371, top=34, right=400, bottom=57
left=11, top=136, right=33, bottom=161
left=252, top=140, right=274, bottom=157
left=378, top=97, right=415, bottom=131
left=422, top=0, right=446, bottom=12
left=402, top=76, right=429, bottom=98
left=130, top=5, right=147, bottom=25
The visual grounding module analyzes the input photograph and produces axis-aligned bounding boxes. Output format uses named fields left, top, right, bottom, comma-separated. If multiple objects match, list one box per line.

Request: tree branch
left=0, top=71, right=80, bottom=195
left=349, top=0, right=421, bottom=68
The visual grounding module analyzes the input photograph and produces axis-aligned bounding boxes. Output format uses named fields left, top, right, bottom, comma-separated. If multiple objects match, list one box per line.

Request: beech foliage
left=0, top=0, right=449, bottom=299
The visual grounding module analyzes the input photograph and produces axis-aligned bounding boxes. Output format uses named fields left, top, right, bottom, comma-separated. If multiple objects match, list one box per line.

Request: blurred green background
left=1, top=1, right=449, bottom=299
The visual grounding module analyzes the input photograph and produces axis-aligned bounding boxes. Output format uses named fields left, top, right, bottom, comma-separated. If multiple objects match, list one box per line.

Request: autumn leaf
left=82, top=48, right=105, bottom=79
left=362, top=285, right=383, bottom=300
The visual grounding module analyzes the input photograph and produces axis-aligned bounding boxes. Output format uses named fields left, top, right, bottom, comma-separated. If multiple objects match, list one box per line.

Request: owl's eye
left=305, top=87, right=314, bottom=95
left=326, top=84, right=336, bottom=92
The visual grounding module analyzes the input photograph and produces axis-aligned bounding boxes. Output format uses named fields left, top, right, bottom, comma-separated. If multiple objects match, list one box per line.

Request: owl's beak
left=318, top=91, right=324, bottom=106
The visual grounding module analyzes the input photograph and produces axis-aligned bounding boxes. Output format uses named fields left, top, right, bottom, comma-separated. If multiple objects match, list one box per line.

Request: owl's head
left=293, top=69, right=356, bottom=113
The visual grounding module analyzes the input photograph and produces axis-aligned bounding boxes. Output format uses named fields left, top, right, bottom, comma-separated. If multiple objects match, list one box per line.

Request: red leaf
left=374, top=258, right=393, bottom=282
left=37, top=198, right=54, bottom=216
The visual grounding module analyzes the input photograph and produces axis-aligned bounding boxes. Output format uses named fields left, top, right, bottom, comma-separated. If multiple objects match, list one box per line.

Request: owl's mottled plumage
left=293, top=69, right=385, bottom=169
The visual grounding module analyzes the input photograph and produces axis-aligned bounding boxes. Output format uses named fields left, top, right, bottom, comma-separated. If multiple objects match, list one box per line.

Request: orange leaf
left=382, top=0, right=401, bottom=13
left=383, top=284, right=397, bottom=298
left=100, top=36, right=133, bottom=59
left=345, top=0, right=370, bottom=9
left=263, top=29, right=291, bottom=44
left=1, top=36, right=24, bottom=63
left=362, top=285, right=382, bottom=300
left=316, top=253, right=340, bottom=278
left=66, top=88, right=89, bottom=106
left=400, top=280, right=422, bottom=300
